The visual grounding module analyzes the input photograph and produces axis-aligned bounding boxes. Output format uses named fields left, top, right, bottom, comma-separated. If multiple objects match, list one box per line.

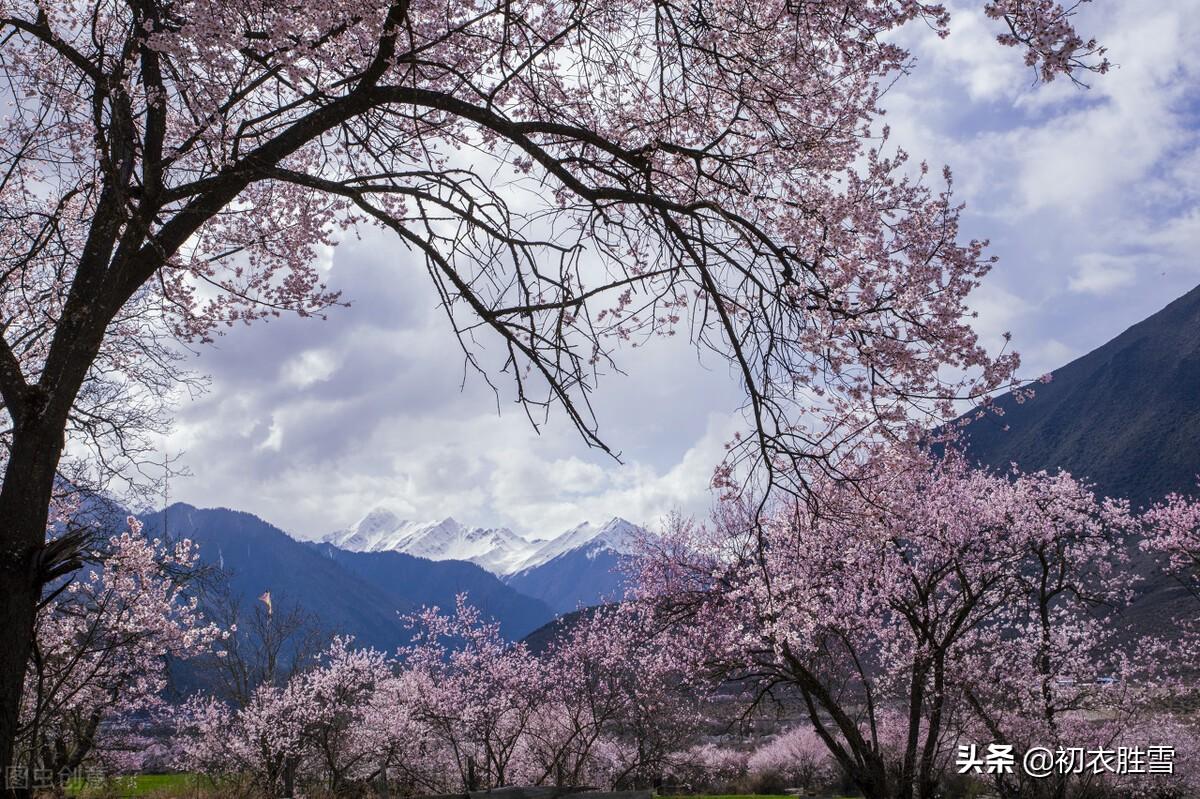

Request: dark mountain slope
left=310, top=544, right=555, bottom=640
left=955, top=284, right=1200, bottom=508
left=140, top=504, right=554, bottom=648
left=520, top=607, right=597, bottom=655
left=951, top=286, right=1200, bottom=641
left=506, top=547, right=630, bottom=614
left=141, top=503, right=413, bottom=651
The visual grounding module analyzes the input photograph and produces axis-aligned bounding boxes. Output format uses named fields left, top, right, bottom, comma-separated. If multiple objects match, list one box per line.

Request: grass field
left=67, top=772, right=204, bottom=797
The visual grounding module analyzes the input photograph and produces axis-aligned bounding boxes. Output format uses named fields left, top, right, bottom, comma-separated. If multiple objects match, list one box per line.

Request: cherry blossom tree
left=744, top=726, right=838, bottom=794
left=522, top=610, right=631, bottom=788
left=1143, top=490, right=1200, bottom=680
left=402, top=596, right=546, bottom=790
left=636, top=451, right=1156, bottom=799
left=1107, top=714, right=1200, bottom=799
left=1144, top=489, right=1200, bottom=603
left=530, top=601, right=713, bottom=789
left=953, top=472, right=1149, bottom=799
left=178, top=682, right=308, bottom=797
left=15, top=517, right=221, bottom=792
left=0, top=0, right=1108, bottom=784
left=176, top=593, right=730, bottom=795
left=288, top=637, right=396, bottom=795
left=180, top=636, right=454, bottom=796
left=354, top=669, right=458, bottom=796
left=1137, top=489, right=1200, bottom=797
left=667, top=742, right=749, bottom=794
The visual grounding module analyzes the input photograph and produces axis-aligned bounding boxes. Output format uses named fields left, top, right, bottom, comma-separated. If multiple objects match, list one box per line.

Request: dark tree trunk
left=0, top=422, right=72, bottom=799
left=283, top=757, right=296, bottom=799
left=0, top=560, right=38, bottom=799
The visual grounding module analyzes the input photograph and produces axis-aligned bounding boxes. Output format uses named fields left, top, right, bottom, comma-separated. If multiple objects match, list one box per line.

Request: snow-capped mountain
left=145, top=504, right=557, bottom=653
left=509, top=518, right=641, bottom=574
left=323, top=507, right=644, bottom=612
left=505, top=518, right=643, bottom=613
left=323, top=507, right=642, bottom=578
left=323, top=508, right=532, bottom=575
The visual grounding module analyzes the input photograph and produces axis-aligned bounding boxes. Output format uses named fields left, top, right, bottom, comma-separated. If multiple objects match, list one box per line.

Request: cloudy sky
left=160, top=0, right=1200, bottom=541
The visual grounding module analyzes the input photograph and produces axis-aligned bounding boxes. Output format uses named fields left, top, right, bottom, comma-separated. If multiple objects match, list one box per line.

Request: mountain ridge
left=953, top=283, right=1200, bottom=507
left=141, top=503, right=557, bottom=645
left=322, top=509, right=643, bottom=577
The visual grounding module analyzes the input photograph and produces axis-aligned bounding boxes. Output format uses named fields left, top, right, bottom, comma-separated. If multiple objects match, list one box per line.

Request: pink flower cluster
left=636, top=448, right=1200, bottom=799
left=17, top=517, right=224, bottom=785
left=175, top=597, right=716, bottom=795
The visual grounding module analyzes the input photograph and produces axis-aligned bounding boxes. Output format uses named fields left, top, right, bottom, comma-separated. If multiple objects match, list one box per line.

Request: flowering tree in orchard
left=286, top=638, right=393, bottom=795
left=402, top=597, right=547, bottom=790
left=178, top=636, right=438, bottom=797
left=636, top=451, right=1159, bottom=799
left=530, top=601, right=714, bottom=789
left=181, top=655, right=464, bottom=796
left=0, top=0, right=1107, bottom=785
left=743, top=726, right=839, bottom=793
left=179, top=680, right=309, bottom=797
left=1144, top=489, right=1200, bottom=604
left=178, top=614, right=496, bottom=796
left=953, top=472, right=1151, bottom=799
left=520, top=609, right=634, bottom=787
left=1141, top=489, right=1200, bottom=735
left=353, top=668, right=460, bottom=796
left=401, top=595, right=717, bottom=792
left=16, top=517, right=221, bottom=791
left=177, top=593, right=717, bottom=795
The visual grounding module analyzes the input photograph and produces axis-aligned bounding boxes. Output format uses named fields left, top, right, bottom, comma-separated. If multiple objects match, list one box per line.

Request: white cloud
left=883, top=0, right=1200, bottom=372
left=966, top=282, right=1032, bottom=348
left=894, top=7, right=1025, bottom=104
left=282, top=348, right=339, bottom=388
left=256, top=419, right=284, bottom=452
left=1068, top=254, right=1138, bottom=295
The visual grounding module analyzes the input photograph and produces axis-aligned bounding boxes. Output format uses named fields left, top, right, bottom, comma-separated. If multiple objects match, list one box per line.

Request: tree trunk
left=0, top=558, right=38, bottom=799
left=283, top=757, right=296, bottom=799
left=0, top=424, right=72, bottom=799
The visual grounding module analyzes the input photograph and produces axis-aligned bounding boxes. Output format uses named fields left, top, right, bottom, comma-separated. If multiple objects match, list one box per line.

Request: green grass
left=67, top=772, right=204, bottom=797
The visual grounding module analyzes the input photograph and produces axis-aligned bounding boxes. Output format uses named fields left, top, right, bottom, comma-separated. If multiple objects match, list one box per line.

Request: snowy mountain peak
left=507, top=516, right=642, bottom=575
left=354, top=505, right=404, bottom=535
left=322, top=510, right=643, bottom=576
left=595, top=517, right=641, bottom=550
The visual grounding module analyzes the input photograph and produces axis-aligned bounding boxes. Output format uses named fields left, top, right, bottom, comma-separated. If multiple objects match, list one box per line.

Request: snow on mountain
left=505, top=518, right=642, bottom=612
left=509, top=517, right=641, bottom=575
left=323, top=507, right=642, bottom=577
left=323, top=507, right=531, bottom=574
